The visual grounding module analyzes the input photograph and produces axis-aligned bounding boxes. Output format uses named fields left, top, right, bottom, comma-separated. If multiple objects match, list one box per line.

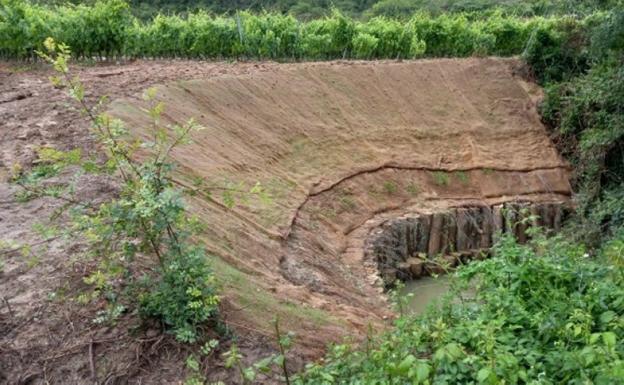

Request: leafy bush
left=352, top=32, right=379, bottom=58
left=527, top=7, right=624, bottom=242
left=355, top=16, right=425, bottom=58
left=140, top=244, right=219, bottom=342
left=26, top=39, right=222, bottom=342
left=296, top=232, right=624, bottom=384
left=523, top=16, right=589, bottom=83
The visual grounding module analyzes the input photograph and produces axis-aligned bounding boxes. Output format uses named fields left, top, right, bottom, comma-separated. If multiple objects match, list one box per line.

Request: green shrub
left=432, top=171, right=450, bottom=186
left=382, top=180, right=398, bottom=194
left=352, top=32, right=379, bottom=58
left=140, top=245, right=219, bottom=343
left=296, top=233, right=624, bottom=384
left=28, top=39, right=221, bottom=342
left=523, top=16, right=591, bottom=83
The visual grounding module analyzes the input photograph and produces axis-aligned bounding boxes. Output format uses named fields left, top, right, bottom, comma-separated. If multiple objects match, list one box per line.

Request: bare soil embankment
left=0, top=57, right=571, bottom=384
left=109, top=57, right=571, bottom=344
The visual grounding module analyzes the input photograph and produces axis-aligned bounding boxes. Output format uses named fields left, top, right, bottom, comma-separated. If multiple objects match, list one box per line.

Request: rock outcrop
left=366, top=201, right=569, bottom=285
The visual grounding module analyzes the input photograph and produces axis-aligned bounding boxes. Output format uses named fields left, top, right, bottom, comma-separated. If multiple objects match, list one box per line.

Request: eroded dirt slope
left=109, top=57, right=571, bottom=340
left=0, top=57, right=571, bottom=384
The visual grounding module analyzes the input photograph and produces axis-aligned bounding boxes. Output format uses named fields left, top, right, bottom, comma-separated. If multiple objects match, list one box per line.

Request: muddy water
left=400, top=276, right=451, bottom=315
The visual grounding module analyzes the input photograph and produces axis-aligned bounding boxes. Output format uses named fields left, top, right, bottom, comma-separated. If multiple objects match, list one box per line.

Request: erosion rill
left=366, top=202, right=569, bottom=287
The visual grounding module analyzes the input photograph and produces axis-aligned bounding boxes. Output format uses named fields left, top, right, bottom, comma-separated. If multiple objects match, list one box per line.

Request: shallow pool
left=400, top=275, right=452, bottom=315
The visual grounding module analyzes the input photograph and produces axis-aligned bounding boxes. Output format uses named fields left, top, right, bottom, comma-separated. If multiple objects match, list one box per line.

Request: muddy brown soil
left=0, top=60, right=284, bottom=385
left=0, top=57, right=571, bottom=384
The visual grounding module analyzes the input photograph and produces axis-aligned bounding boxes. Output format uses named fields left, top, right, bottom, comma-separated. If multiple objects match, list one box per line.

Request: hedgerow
left=0, top=0, right=586, bottom=61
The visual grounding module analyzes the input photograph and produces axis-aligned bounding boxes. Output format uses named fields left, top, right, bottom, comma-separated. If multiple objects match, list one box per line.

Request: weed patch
left=431, top=171, right=450, bottom=186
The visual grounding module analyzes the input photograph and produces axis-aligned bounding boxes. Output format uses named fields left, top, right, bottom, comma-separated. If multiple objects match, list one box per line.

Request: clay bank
left=108, top=57, right=572, bottom=353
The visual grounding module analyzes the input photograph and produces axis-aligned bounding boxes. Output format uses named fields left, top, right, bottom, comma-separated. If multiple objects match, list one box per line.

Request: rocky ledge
left=365, top=201, right=569, bottom=286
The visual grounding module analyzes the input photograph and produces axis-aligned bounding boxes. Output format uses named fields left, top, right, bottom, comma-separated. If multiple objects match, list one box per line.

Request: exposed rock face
left=366, top=201, right=569, bottom=285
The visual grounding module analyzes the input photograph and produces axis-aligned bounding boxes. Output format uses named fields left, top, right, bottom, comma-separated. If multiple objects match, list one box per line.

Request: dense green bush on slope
left=296, top=233, right=624, bottom=384
left=524, top=7, right=624, bottom=244
left=0, top=0, right=583, bottom=60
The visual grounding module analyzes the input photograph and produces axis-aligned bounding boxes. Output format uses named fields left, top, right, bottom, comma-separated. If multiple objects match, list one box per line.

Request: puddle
left=400, top=275, right=451, bottom=315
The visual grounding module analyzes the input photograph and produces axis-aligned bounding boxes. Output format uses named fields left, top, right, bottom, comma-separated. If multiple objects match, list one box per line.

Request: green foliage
left=527, top=7, right=624, bottom=242
left=1, top=0, right=603, bottom=61
left=296, top=232, right=624, bottom=384
left=368, top=0, right=421, bottom=19
left=139, top=245, right=219, bottom=342
left=223, top=344, right=256, bottom=384
left=116, top=0, right=624, bottom=20
left=455, top=170, right=469, bottom=184
left=184, top=339, right=220, bottom=384
left=368, top=0, right=623, bottom=19
left=338, top=193, right=356, bottom=211
left=352, top=31, right=378, bottom=59
left=0, top=0, right=132, bottom=59
left=405, top=181, right=419, bottom=196
left=222, top=317, right=295, bottom=384
left=522, top=16, right=589, bottom=83
left=25, top=39, right=221, bottom=343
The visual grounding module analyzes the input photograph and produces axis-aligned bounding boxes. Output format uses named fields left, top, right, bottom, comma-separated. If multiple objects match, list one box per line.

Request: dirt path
left=0, top=57, right=571, bottom=384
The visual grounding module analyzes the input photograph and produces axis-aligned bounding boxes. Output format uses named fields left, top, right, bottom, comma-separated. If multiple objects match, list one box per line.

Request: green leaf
left=185, top=355, right=200, bottom=371
left=600, top=311, right=616, bottom=324
left=603, top=332, right=616, bottom=347
left=413, top=361, right=430, bottom=383
left=243, top=367, right=256, bottom=381
left=397, top=354, right=416, bottom=375
left=274, top=354, right=285, bottom=367
left=477, top=368, right=492, bottom=383
left=254, top=356, right=274, bottom=373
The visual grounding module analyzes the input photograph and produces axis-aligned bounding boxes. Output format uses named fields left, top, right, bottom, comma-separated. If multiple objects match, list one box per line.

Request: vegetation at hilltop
left=32, top=0, right=624, bottom=19
left=0, top=0, right=610, bottom=61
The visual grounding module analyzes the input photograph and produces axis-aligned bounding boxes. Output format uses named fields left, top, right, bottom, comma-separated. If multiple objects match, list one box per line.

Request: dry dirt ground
left=0, top=57, right=571, bottom=384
